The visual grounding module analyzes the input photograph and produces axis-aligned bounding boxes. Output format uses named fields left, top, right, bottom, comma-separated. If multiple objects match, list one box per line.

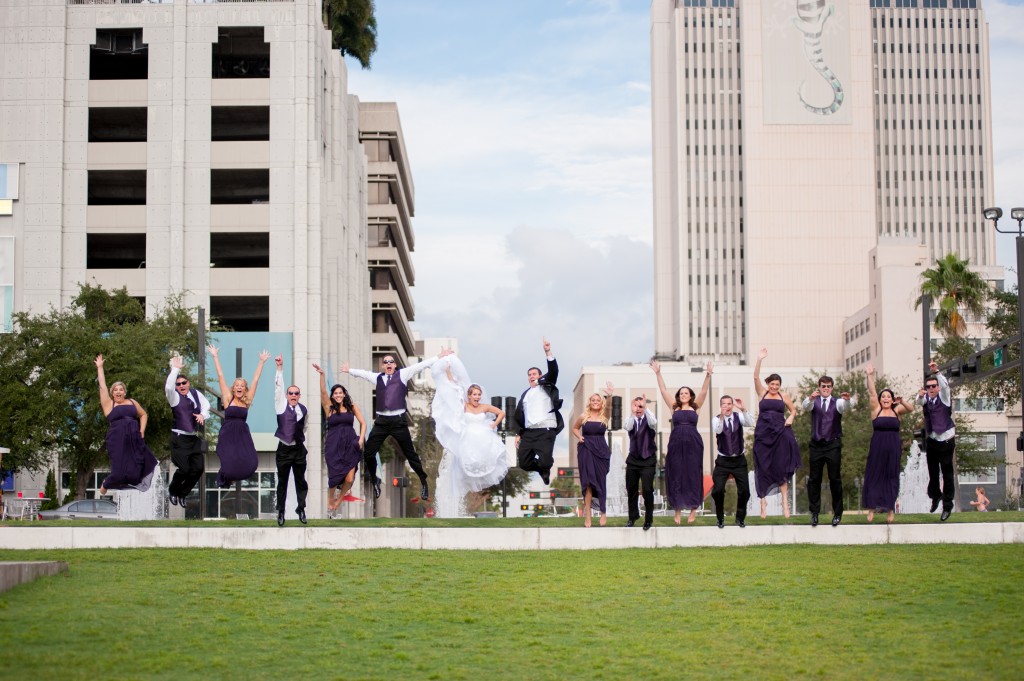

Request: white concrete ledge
left=1, top=523, right=1023, bottom=550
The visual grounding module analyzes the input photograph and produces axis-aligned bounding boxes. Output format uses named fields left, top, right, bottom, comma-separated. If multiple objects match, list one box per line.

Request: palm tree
left=915, top=253, right=988, bottom=337
left=324, top=0, right=378, bottom=69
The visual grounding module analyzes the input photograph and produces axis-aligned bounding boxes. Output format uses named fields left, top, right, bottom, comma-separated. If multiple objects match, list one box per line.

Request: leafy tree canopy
left=326, top=0, right=378, bottom=69
left=915, top=252, right=988, bottom=338
left=0, top=284, right=208, bottom=497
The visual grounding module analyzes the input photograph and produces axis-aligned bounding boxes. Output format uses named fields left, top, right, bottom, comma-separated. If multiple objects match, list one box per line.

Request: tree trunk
left=76, top=466, right=93, bottom=500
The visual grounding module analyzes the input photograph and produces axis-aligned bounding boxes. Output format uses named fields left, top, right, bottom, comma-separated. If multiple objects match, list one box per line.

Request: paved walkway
left=0, top=523, right=1021, bottom=550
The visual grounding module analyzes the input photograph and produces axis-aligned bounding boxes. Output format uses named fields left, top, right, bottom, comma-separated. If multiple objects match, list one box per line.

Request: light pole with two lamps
left=981, top=206, right=1024, bottom=455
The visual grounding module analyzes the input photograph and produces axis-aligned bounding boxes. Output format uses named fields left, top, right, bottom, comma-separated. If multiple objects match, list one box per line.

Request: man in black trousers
left=165, top=355, right=210, bottom=509
left=917, top=360, right=957, bottom=521
left=512, top=337, right=562, bottom=485
left=710, top=395, right=755, bottom=528
left=801, top=376, right=850, bottom=527
left=273, top=355, right=308, bottom=526
left=623, top=395, right=658, bottom=531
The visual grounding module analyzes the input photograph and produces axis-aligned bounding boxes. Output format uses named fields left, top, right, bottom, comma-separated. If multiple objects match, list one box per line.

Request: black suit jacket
left=512, top=357, right=564, bottom=435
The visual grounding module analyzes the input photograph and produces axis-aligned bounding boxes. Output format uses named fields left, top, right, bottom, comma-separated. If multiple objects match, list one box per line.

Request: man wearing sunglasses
left=165, top=355, right=211, bottom=509
left=916, top=360, right=956, bottom=521
left=344, top=348, right=454, bottom=503
left=274, top=355, right=309, bottom=526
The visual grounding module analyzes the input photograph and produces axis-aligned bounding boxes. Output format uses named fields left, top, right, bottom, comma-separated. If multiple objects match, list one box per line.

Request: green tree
left=41, top=469, right=59, bottom=511
left=0, top=284, right=208, bottom=497
left=915, top=253, right=988, bottom=338
left=325, top=0, right=378, bottom=69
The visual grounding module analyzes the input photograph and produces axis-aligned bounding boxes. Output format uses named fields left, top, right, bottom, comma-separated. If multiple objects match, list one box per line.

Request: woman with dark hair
left=653, top=359, right=713, bottom=525
left=313, top=363, right=366, bottom=514
left=752, top=347, right=802, bottom=519
left=208, top=344, right=269, bottom=488
left=95, top=355, right=158, bottom=494
left=863, top=363, right=913, bottom=523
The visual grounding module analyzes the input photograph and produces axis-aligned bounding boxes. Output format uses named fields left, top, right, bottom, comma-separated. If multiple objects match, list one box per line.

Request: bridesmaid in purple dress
left=752, top=347, right=802, bottom=519
left=571, top=382, right=614, bottom=528
left=863, top=363, right=913, bottom=523
left=95, top=355, right=158, bottom=494
left=313, top=363, right=367, bottom=515
left=653, top=360, right=713, bottom=525
left=208, top=345, right=269, bottom=488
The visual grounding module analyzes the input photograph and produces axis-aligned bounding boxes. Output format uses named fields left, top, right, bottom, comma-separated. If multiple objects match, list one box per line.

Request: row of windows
left=88, top=106, right=271, bottom=143
left=685, top=119, right=742, bottom=131
left=845, top=346, right=872, bottom=371
left=87, top=169, right=269, bottom=205
left=89, top=27, right=271, bottom=81
left=878, top=68, right=982, bottom=80
left=681, top=40, right=738, bottom=53
left=86, top=233, right=270, bottom=269
left=688, top=248, right=744, bottom=260
left=877, top=170, right=983, bottom=185
left=688, top=273, right=745, bottom=286
left=872, top=15, right=980, bottom=28
left=846, top=318, right=871, bottom=345
left=875, top=42, right=979, bottom=54
left=682, top=68, right=741, bottom=79
left=684, top=145, right=743, bottom=156
left=873, top=143, right=984, bottom=157
left=682, top=93, right=741, bottom=105
left=877, top=196, right=982, bottom=213
left=877, top=93, right=983, bottom=106
left=688, top=300, right=744, bottom=312
left=686, top=196, right=744, bottom=208
left=681, top=0, right=736, bottom=7
left=877, top=118, right=982, bottom=132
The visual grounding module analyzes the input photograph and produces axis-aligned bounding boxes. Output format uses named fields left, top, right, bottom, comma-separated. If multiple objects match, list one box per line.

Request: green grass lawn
left=6, top=509, right=1024, bottom=528
left=1, top=545, right=1021, bottom=680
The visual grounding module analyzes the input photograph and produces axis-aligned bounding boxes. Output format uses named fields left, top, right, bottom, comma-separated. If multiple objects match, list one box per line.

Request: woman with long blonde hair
left=95, top=355, right=158, bottom=495
left=571, top=381, right=615, bottom=527
left=208, top=345, right=270, bottom=487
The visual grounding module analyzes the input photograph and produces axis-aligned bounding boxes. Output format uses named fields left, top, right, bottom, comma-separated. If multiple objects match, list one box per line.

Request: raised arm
left=207, top=345, right=230, bottom=409
left=602, top=382, right=615, bottom=420
left=753, top=347, right=768, bottom=397
left=165, top=355, right=184, bottom=406
left=694, top=362, right=713, bottom=410
left=893, top=394, right=914, bottom=417
left=274, top=355, right=286, bottom=414
left=95, top=355, right=113, bottom=416
left=246, top=350, right=271, bottom=404
left=866, top=363, right=880, bottom=413
left=734, top=399, right=755, bottom=427
left=650, top=360, right=675, bottom=410
left=313, top=363, right=331, bottom=415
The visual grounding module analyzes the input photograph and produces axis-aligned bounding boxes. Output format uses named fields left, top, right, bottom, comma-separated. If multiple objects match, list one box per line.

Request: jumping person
left=623, top=395, right=658, bottom=531
left=801, top=376, right=850, bottom=527
left=344, top=348, right=454, bottom=502
left=273, top=355, right=308, bottom=526
left=710, top=395, right=755, bottom=528
left=165, top=355, right=210, bottom=508
left=511, top=337, right=563, bottom=485
left=917, top=360, right=957, bottom=521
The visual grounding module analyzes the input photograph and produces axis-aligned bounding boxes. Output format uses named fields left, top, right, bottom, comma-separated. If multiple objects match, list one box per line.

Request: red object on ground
left=342, top=494, right=363, bottom=502
left=425, top=508, right=436, bottom=518
left=702, top=475, right=714, bottom=499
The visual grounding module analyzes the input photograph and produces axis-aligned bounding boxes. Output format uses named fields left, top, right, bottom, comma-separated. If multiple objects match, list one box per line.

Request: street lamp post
left=982, top=206, right=1024, bottom=455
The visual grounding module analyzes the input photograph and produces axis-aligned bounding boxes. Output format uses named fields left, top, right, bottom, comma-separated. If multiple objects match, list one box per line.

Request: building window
left=89, top=108, right=147, bottom=142
left=211, top=106, right=270, bottom=142
left=368, top=182, right=394, bottom=205
left=90, top=28, right=148, bottom=80
left=370, top=223, right=395, bottom=247
left=203, top=471, right=276, bottom=519
left=370, top=268, right=393, bottom=291
left=372, top=310, right=393, bottom=333
left=210, top=296, right=269, bottom=332
left=212, top=27, right=270, bottom=79
left=88, top=170, right=146, bottom=205
left=210, top=169, right=269, bottom=204
left=86, top=233, right=146, bottom=269
left=210, top=233, right=269, bottom=268
left=364, top=139, right=393, bottom=162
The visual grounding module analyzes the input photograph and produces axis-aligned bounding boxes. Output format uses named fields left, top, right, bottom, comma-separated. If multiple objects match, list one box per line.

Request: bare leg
left=760, top=497, right=768, bottom=519
left=599, top=512, right=607, bottom=527
left=867, top=510, right=875, bottom=522
left=687, top=509, right=697, bottom=524
left=584, top=487, right=593, bottom=528
left=780, top=482, right=791, bottom=518
left=674, top=508, right=682, bottom=525
left=339, top=470, right=356, bottom=499
left=886, top=510, right=895, bottom=524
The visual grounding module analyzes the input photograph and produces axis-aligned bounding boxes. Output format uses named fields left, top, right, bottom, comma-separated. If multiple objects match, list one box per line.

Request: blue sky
left=348, top=0, right=1024, bottom=402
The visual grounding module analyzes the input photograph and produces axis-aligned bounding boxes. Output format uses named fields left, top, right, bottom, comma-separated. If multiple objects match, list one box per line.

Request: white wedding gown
left=431, top=356, right=510, bottom=517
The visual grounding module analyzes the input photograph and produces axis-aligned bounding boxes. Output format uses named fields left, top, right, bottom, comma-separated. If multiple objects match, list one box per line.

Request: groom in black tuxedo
left=512, top=337, right=563, bottom=485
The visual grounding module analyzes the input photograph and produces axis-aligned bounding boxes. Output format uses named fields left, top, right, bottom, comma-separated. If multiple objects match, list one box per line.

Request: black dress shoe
left=736, top=518, right=746, bottom=528
left=940, top=509, right=951, bottom=522
left=643, top=521, right=652, bottom=531
left=540, top=470, right=550, bottom=485
left=626, top=520, right=635, bottom=527
left=831, top=515, right=842, bottom=527
left=716, top=517, right=724, bottom=529
left=373, top=477, right=382, bottom=499
left=276, top=511, right=285, bottom=527
left=811, top=512, right=819, bottom=527
left=297, top=509, right=307, bottom=524
left=168, top=495, right=178, bottom=507
left=929, top=498, right=940, bottom=513
left=421, top=482, right=430, bottom=501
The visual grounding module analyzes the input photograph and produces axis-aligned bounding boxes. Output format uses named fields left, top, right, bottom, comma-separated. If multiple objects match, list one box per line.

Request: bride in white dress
left=430, top=355, right=510, bottom=517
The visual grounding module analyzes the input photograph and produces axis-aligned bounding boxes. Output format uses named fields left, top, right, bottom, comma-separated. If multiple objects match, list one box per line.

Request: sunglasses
left=382, top=359, right=396, bottom=365
left=176, top=381, right=189, bottom=386
left=287, top=391, right=300, bottom=396
left=926, top=384, right=939, bottom=389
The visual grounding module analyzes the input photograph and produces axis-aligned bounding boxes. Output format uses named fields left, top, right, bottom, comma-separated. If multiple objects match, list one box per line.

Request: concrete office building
left=0, top=0, right=395, bottom=518
left=569, top=0, right=1012, bottom=507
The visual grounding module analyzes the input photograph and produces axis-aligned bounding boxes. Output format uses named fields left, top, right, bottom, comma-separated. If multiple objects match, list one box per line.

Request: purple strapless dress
left=862, top=415, right=902, bottom=511
left=324, top=411, right=360, bottom=488
left=216, top=403, right=258, bottom=487
left=102, top=403, right=158, bottom=491
left=577, top=420, right=610, bottom=513
left=664, top=409, right=704, bottom=510
left=753, top=398, right=802, bottom=498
